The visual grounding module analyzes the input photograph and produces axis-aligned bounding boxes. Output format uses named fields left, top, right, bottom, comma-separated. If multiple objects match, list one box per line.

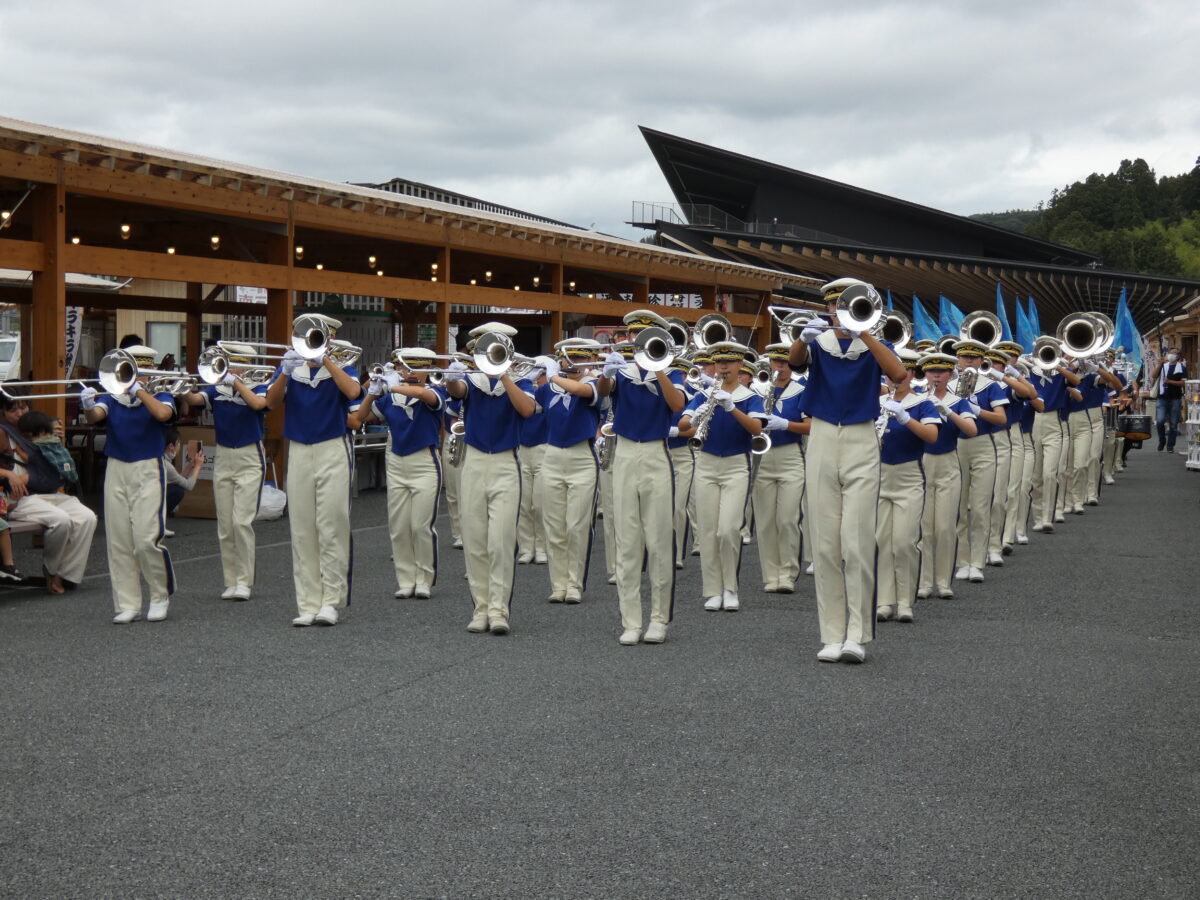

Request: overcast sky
left=3, top=0, right=1197, bottom=238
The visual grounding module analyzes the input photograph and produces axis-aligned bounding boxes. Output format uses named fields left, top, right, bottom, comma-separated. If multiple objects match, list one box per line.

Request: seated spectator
left=164, top=428, right=206, bottom=532
left=19, top=412, right=79, bottom=494
left=0, top=481, right=25, bottom=584
left=0, top=395, right=98, bottom=594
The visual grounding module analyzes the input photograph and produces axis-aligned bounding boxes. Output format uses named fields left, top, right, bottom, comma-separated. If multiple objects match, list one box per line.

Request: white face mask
left=1167, top=353, right=1179, bottom=362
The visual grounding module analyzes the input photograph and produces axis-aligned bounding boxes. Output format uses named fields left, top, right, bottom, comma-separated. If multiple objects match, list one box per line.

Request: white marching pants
left=806, top=419, right=879, bottom=646
left=9, top=492, right=97, bottom=584
left=441, top=434, right=462, bottom=541
left=538, top=441, right=599, bottom=597
left=517, top=443, right=546, bottom=555
left=1066, top=409, right=1093, bottom=508
left=955, top=436, right=996, bottom=569
left=103, top=457, right=173, bottom=613
left=1005, top=429, right=1034, bottom=545
left=752, top=441, right=804, bottom=589
left=1030, top=412, right=1064, bottom=527
left=1055, top=415, right=1072, bottom=518
left=612, top=438, right=675, bottom=633
left=1102, top=414, right=1119, bottom=479
left=213, top=442, right=264, bottom=590
left=287, top=436, right=353, bottom=616
left=694, top=451, right=750, bottom=597
left=600, top=464, right=616, bottom=580
left=987, top=426, right=1012, bottom=556
left=669, top=445, right=694, bottom=567
left=877, top=460, right=924, bottom=611
left=1086, top=409, right=1104, bottom=502
left=918, top=450, right=961, bottom=593
left=459, top=446, right=521, bottom=620
left=386, top=446, right=441, bottom=591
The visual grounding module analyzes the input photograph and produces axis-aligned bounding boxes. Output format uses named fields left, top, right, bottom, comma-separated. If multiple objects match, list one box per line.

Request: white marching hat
left=468, top=321, right=519, bottom=338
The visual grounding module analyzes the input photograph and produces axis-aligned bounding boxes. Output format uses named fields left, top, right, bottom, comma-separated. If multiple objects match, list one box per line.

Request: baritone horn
left=692, top=313, right=732, bottom=351
left=959, top=310, right=1003, bottom=348
left=878, top=309, right=912, bottom=347
left=1056, top=311, right=1115, bottom=359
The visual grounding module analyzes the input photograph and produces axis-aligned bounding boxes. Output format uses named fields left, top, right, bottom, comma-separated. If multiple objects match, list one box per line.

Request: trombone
left=768, top=283, right=885, bottom=339
left=0, top=377, right=105, bottom=401
left=292, top=314, right=362, bottom=365
left=197, top=346, right=276, bottom=386
left=98, top=349, right=199, bottom=396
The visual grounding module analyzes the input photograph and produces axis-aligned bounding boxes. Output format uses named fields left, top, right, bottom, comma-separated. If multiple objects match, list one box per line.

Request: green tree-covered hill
left=972, top=158, right=1200, bottom=278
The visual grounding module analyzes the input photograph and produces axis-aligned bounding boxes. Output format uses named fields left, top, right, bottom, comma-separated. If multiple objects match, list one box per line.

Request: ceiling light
left=210, top=234, right=220, bottom=250
left=295, top=245, right=304, bottom=259
left=167, top=246, right=176, bottom=254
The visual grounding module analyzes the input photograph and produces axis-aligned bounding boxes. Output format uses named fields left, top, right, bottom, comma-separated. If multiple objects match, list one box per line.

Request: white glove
left=882, top=398, right=910, bottom=424
left=967, top=401, right=981, bottom=416
left=367, top=377, right=386, bottom=397
left=696, top=372, right=717, bottom=388
left=543, top=358, right=561, bottom=380
left=280, top=349, right=304, bottom=376
left=1005, top=364, right=1021, bottom=378
left=932, top=395, right=951, bottom=415
left=443, top=360, right=468, bottom=383
left=602, top=351, right=625, bottom=379
left=764, top=414, right=790, bottom=432
left=383, top=362, right=395, bottom=373
left=800, top=326, right=822, bottom=344
left=221, top=372, right=240, bottom=387
left=668, top=426, right=680, bottom=439
left=384, top=371, right=402, bottom=390
left=79, top=386, right=98, bottom=410
left=713, top=389, right=734, bottom=411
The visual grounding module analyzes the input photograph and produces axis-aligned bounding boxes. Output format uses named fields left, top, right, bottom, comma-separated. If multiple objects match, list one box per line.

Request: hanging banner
left=64, top=306, right=83, bottom=377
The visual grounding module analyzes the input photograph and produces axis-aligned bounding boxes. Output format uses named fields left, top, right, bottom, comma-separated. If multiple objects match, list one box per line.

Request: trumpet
left=98, top=349, right=199, bottom=397
left=197, top=346, right=276, bottom=386
left=292, top=314, right=362, bottom=365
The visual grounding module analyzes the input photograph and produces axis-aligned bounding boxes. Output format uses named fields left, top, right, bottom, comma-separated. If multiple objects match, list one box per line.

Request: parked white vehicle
left=0, top=335, right=19, bottom=381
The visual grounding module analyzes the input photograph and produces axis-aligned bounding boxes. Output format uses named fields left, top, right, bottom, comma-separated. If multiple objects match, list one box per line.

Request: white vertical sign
left=64, top=306, right=83, bottom=376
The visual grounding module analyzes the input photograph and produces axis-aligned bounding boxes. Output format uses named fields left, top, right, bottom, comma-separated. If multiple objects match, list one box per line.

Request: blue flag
left=911, top=295, right=940, bottom=342
left=995, top=284, right=1013, bottom=341
left=1027, top=297, right=1042, bottom=335
left=886, top=289, right=894, bottom=310
left=938, top=295, right=965, bottom=337
left=1015, top=298, right=1037, bottom=351
left=1113, top=287, right=1143, bottom=374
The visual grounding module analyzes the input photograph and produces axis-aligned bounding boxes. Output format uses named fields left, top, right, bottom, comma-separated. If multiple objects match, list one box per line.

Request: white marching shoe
left=112, top=610, right=141, bottom=624
left=817, top=643, right=843, bottom=662
left=954, top=566, right=971, bottom=581
left=840, top=641, right=866, bottom=663
left=643, top=622, right=667, bottom=644
left=704, top=595, right=723, bottom=611
left=721, top=589, right=739, bottom=611
left=968, top=567, right=984, bottom=583
left=147, top=600, right=169, bottom=622
left=314, top=605, right=339, bottom=626
left=986, top=552, right=1004, bottom=567
left=619, top=629, right=642, bottom=646
left=292, top=613, right=315, bottom=627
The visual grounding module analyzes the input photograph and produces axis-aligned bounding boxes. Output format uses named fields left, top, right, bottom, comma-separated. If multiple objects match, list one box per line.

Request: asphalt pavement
left=1, top=447, right=1197, bottom=898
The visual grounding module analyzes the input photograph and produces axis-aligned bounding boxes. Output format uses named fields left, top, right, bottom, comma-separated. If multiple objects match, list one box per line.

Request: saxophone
left=875, top=386, right=897, bottom=441
left=596, top=408, right=615, bottom=471
left=686, top=388, right=720, bottom=451
left=446, top=415, right=466, bottom=468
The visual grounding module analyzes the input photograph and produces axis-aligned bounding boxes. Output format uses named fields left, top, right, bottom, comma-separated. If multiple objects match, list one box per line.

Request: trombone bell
left=632, top=327, right=676, bottom=372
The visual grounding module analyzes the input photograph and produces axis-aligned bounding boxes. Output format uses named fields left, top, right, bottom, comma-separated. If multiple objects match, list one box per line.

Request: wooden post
left=30, top=179, right=66, bottom=422
left=549, top=264, right=564, bottom=346
left=633, top=279, right=650, bottom=306
left=264, top=217, right=294, bottom=486
left=701, top=284, right=717, bottom=310
left=435, top=246, right=450, bottom=352
left=185, top=283, right=202, bottom=369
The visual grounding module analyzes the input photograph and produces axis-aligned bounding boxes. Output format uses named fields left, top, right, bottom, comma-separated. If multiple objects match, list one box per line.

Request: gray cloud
left=3, top=0, right=1198, bottom=236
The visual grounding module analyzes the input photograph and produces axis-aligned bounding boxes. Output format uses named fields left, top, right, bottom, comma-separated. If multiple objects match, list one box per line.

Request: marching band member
left=1069, top=359, right=1122, bottom=510
left=753, top=343, right=809, bottom=595
left=596, top=310, right=686, bottom=646
left=875, top=349, right=940, bottom=623
left=517, top=370, right=549, bottom=565
left=1011, top=390, right=1037, bottom=545
left=536, top=339, right=603, bottom=604
left=443, top=322, right=535, bottom=636
left=686, top=349, right=715, bottom=559
left=678, top=341, right=766, bottom=612
left=952, top=339, right=1008, bottom=583
left=441, top=360, right=466, bottom=549
left=264, top=314, right=361, bottom=627
left=916, top=353, right=978, bottom=600
left=983, top=346, right=1036, bottom=564
left=1101, top=373, right=1131, bottom=484
left=1028, top=349, right=1080, bottom=533
left=350, top=349, right=445, bottom=600
left=1062, top=361, right=1094, bottom=515
left=80, top=345, right=177, bottom=623
left=788, top=278, right=905, bottom=664
left=598, top=340, right=632, bottom=585
left=667, top=354, right=699, bottom=570
left=182, top=343, right=267, bottom=602
left=738, top=358, right=757, bottom=546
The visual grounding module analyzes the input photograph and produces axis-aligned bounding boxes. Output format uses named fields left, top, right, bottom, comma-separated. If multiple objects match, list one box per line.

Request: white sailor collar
left=467, top=372, right=507, bottom=396
left=729, top=384, right=758, bottom=403
left=816, top=329, right=868, bottom=360
left=772, top=379, right=804, bottom=401
left=291, top=363, right=333, bottom=387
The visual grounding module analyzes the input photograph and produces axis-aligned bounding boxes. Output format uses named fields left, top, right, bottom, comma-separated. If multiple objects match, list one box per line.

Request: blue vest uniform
left=537, top=380, right=601, bottom=448
left=685, top=387, right=767, bottom=456
left=800, top=338, right=887, bottom=425
left=925, top=397, right=976, bottom=455
left=462, top=375, right=535, bottom=453
left=202, top=384, right=267, bottom=448
left=375, top=387, right=446, bottom=455
left=610, top=367, right=684, bottom=441
left=879, top=397, right=940, bottom=465
left=283, top=364, right=361, bottom=444
left=97, top=393, right=176, bottom=462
